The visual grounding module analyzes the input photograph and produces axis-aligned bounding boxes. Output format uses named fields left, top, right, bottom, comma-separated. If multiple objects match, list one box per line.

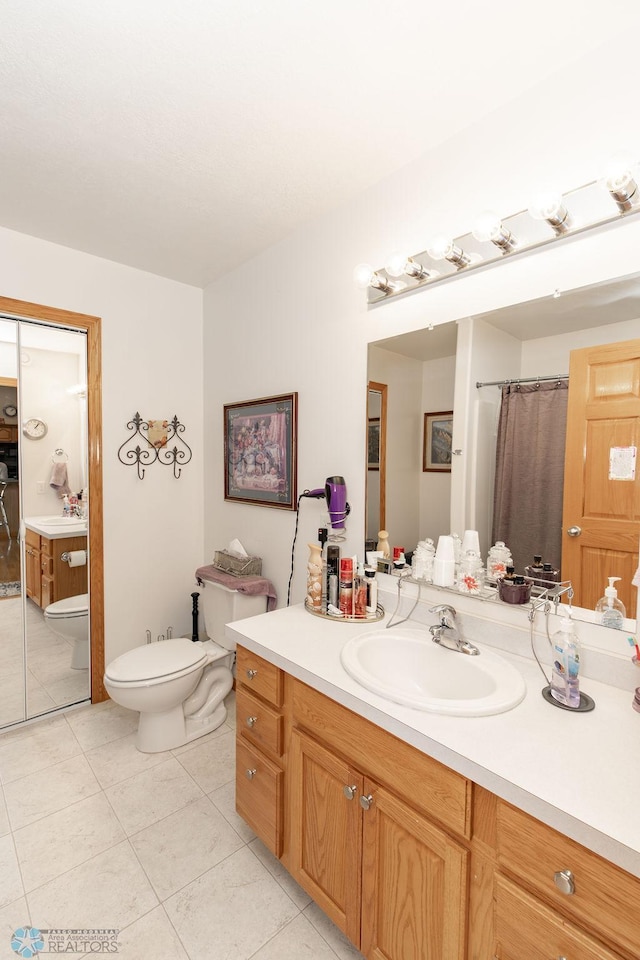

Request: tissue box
left=213, top=550, right=262, bottom=577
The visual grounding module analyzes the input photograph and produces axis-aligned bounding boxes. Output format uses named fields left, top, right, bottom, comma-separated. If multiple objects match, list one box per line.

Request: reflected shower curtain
left=491, top=381, right=568, bottom=575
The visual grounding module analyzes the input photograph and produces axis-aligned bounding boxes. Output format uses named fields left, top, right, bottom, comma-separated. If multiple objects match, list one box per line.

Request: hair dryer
left=302, top=476, right=351, bottom=530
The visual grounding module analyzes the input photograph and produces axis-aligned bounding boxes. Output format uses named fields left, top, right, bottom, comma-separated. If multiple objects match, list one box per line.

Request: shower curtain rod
left=475, top=373, right=568, bottom=388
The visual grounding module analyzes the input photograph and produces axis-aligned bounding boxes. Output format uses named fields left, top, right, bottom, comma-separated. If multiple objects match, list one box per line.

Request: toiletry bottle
left=364, top=566, right=378, bottom=614
left=339, top=558, right=354, bottom=616
left=524, top=555, right=544, bottom=584
left=542, top=562, right=560, bottom=584
left=595, top=577, right=626, bottom=629
left=377, top=530, right=390, bottom=559
left=354, top=565, right=368, bottom=618
left=62, top=494, right=70, bottom=517
left=550, top=614, right=581, bottom=708
left=326, top=545, right=340, bottom=609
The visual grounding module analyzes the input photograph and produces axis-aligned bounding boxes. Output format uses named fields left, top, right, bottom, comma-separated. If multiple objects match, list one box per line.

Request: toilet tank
left=200, top=579, right=267, bottom=649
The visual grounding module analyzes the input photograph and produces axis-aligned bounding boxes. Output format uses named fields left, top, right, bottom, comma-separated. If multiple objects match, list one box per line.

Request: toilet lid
left=45, top=593, right=89, bottom=616
left=105, top=637, right=208, bottom=683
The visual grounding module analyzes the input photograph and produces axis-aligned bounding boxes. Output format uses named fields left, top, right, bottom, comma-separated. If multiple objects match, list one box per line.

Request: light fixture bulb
left=385, top=252, right=431, bottom=281
left=471, top=211, right=516, bottom=252
left=602, top=154, right=639, bottom=211
left=353, top=263, right=393, bottom=293
left=426, top=236, right=471, bottom=268
left=528, top=191, right=571, bottom=232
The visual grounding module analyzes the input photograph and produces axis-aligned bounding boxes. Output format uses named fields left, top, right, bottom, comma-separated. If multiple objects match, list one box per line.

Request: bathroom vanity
left=230, top=594, right=640, bottom=960
left=24, top=518, right=88, bottom=607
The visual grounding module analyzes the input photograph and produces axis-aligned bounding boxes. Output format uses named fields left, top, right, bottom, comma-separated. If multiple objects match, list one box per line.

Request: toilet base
left=135, top=700, right=228, bottom=753
left=71, top=640, right=89, bottom=670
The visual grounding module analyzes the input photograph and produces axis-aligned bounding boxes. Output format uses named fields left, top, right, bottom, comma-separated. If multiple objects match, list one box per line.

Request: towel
left=195, top=564, right=278, bottom=611
left=50, top=462, right=72, bottom=497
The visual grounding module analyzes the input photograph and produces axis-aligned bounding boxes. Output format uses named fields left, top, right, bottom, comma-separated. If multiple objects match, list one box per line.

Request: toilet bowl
left=44, top=593, right=89, bottom=670
left=103, top=580, right=267, bottom=753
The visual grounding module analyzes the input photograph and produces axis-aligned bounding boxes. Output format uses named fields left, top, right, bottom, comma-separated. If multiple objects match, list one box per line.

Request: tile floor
left=0, top=692, right=364, bottom=960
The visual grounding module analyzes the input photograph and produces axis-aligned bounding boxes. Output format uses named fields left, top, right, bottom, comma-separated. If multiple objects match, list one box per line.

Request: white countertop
left=227, top=599, right=640, bottom=879
left=24, top=516, right=88, bottom=539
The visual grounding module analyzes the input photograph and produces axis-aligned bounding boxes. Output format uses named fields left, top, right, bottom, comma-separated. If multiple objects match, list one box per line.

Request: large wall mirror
left=367, top=270, right=640, bottom=631
left=0, top=297, right=104, bottom=730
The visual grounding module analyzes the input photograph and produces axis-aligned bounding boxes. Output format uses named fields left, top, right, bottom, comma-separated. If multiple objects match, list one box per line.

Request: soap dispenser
left=595, top=577, right=626, bottom=629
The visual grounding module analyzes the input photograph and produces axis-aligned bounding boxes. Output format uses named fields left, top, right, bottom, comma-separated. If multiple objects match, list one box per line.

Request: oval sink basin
left=340, top=628, right=526, bottom=716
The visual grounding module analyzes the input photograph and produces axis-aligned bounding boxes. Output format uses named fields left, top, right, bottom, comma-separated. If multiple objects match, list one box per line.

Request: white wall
left=203, top=38, right=640, bottom=608
left=0, top=226, right=203, bottom=660
left=419, top=355, right=455, bottom=546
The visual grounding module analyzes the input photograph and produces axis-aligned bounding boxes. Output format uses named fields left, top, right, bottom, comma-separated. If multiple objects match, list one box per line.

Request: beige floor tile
left=4, top=754, right=100, bottom=830
left=86, top=732, right=173, bottom=789
left=0, top=897, right=31, bottom=945
left=249, top=838, right=312, bottom=910
left=0, top=714, right=82, bottom=784
left=208, top=779, right=256, bottom=843
left=130, top=795, right=243, bottom=900
left=27, top=840, right=158, bottom=930
left=66, top=700, right=139, bottom=751
left=303, top=902, right=365, bottom=960
left=105, top=758, right=203, bottom=836
left=117, top=905, right=189, bottom=959
left=165, top=846, right=298, bottom=960
left=174, top=728, right=235, bottom=793
left=0, top=834, right=24, bottom=908
left=252, top=913, right=343, bottom=960
left=14, top=792, right=125, bottom=892
left=0, top=788, right=10, bottom=838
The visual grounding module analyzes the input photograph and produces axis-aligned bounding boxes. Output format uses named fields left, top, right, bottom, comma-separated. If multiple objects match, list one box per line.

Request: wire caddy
left=117, top=413, right=192, bottom=479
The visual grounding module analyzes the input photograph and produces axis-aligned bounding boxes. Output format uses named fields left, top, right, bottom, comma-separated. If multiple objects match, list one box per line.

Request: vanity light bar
left=358, top=159, right=640, bottom=305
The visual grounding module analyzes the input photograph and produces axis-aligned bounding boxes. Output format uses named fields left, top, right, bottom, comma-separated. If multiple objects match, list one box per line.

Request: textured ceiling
left=0, top=2, right=635, bottom=286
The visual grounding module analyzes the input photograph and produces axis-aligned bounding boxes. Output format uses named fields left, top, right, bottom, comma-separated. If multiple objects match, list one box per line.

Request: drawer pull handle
left=343, top=784, right=357, bottom=800
left=245, top=768, right=257, bottom=780
left=553, top=869, right=575, bottom=895
left=246, top=669, right=258, bottom=680
left=246, top=716, right=258, bottom=728
left=360, top=794, right=374, bottom=811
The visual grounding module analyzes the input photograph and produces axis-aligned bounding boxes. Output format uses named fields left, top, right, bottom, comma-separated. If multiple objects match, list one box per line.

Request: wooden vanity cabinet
left=289, top=679, right=470, bottom=959
left=24, top=529, right=88, bottom=608
left=235, top=646, right=285, bottom=857
left=0, top=424, right=18, bottom=442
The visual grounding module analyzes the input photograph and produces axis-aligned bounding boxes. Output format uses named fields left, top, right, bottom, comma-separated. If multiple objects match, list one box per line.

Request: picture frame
left=423, top=411, right=453, bottom=472
left=224, top=393, right=298, bottom=509
left=367, top=417, right=380, bottom=470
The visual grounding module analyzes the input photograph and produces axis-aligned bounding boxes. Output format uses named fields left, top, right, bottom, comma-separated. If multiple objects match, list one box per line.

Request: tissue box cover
left=213, top=550, right=262, bottom=577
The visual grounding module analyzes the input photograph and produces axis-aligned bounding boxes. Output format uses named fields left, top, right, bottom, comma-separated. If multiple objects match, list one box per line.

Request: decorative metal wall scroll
left=117, top=413, right=192, bottom=479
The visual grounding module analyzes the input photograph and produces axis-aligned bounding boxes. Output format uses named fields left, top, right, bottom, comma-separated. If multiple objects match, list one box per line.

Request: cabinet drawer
left=496, top=800, right=640, bottom=958
left=495, top=874, right=622, bottom=960
left=236, top=646, right=283, bottom=708
left=293, top=678, right=471, bottom=839
left=235, top=737, right=283, bottom=857
left=25, top=528, right=40, bottom=550
left=236, top=686, right=284, bottom=757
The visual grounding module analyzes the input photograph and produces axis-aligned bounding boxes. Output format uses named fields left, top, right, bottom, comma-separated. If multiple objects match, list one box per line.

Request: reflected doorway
left=366, top=381, right=387, bottom=549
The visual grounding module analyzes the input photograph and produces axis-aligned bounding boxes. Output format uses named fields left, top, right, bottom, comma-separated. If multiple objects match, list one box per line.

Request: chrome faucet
left=428, top=604, right=479, bottom=655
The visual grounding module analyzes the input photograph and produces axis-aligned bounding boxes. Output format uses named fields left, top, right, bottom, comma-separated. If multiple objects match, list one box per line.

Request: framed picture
left=423, top=411, right=453, bottom=472
left=368, top=417, right=380, bottom=470
left=224, top=393, right=298, bottom=509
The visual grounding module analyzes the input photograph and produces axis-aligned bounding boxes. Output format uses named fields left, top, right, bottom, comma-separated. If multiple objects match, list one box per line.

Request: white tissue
left=228, top=538, right=248, bottom=558
left=66, top=550, right=87, bottom=568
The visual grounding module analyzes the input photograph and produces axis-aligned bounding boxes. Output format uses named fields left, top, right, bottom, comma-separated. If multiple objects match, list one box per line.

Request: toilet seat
left=44, top=593, right=89, bottom=619
left=105, top=637, right=208, bottom=686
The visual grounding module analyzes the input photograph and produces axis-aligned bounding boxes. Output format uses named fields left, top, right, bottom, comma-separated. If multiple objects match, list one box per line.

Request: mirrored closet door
left=0, top=316, right=90, bottom=728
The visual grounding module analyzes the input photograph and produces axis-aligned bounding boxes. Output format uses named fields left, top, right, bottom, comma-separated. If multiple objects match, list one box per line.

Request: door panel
left=562, top=338, right=640, bottom=612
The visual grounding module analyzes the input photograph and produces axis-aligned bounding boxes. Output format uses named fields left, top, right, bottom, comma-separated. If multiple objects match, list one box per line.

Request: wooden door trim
left=0, top=296, right=106, bottom=703
left=367, top=381, right=387, bottom=532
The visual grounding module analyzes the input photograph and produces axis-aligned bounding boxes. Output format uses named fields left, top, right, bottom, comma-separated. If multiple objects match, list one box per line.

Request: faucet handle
left=429, top=603, right=457, bottom=626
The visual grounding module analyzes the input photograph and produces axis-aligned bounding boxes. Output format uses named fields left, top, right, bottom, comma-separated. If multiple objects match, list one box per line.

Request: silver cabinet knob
left=246, top=716, right=257, bottom=728
left=567, top=525, right=582, bottom=537
left=359, top=794, right=374, bottom=811
left=343, top=784, right=357, bottom=800
left=245, top=768, right=257, bottom=780
left=553, top=869, right=575, bottom=895
left=246, top=668, right=258, bottom=679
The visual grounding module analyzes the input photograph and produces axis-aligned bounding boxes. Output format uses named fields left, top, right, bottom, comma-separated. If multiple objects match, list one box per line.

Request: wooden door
left=360, top=779, right=468, bottom=960
left=289, top=730, right=363, bottom=946
left=562, top=338, right=640, bottom=613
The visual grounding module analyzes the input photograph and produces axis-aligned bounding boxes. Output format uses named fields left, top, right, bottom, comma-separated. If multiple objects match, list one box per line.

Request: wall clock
left=23, top=418, right=48, bottom=440
left=2, top=403, right=17, bottom=418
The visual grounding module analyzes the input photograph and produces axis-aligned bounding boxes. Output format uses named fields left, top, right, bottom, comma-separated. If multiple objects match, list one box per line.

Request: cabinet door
left=25, top=545, right=41, bottom=605
left=289, top=730, right=363, bottom=947
left=361, top=779, right=468, bottom=960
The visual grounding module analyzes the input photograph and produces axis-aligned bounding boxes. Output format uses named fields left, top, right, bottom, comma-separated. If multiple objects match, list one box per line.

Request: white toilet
left=103, top=580, right=267, bottom=753
left=44, top=593, right=89, bottom=670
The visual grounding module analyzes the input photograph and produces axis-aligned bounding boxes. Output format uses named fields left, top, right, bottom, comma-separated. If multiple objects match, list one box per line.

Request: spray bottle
left=595, top=577, right=626, bottom=629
